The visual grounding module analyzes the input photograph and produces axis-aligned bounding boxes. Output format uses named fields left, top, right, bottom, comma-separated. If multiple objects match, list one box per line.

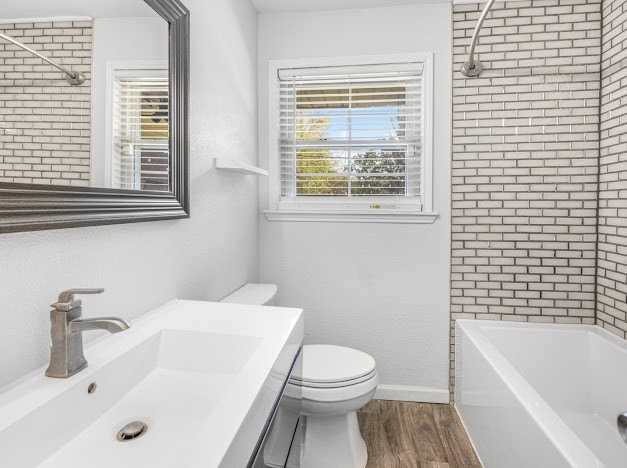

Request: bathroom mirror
left=0, top=0, right=189, bottom=233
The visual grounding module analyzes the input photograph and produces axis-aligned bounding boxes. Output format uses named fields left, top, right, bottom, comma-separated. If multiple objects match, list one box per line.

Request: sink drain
left=116, top=421, right=148, bottom=442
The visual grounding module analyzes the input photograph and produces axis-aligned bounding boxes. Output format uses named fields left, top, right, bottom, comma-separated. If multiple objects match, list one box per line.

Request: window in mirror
left=111, top=71, right=169, bottom=191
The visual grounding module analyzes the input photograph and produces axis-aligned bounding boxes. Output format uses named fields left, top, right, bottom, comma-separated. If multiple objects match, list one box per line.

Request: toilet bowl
left=296, top=344, right=378, bottom=468
left=222, top=284, right=378, bottom=468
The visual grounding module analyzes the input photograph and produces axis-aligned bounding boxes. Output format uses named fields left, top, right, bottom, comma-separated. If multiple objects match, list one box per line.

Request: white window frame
left=264, top=53, right=436, bottom=224
left=104, top=60, right=169, bottom=190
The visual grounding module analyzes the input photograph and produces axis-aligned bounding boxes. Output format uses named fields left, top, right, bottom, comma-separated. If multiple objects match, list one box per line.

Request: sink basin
left=0, top=300, right=303, bottom=467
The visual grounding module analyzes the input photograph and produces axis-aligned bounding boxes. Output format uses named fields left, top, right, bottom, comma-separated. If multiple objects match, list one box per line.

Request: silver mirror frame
left=0, top=0, right=190, bottom=234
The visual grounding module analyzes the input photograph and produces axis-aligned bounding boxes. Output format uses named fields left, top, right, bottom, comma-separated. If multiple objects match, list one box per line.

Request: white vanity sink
left=0, top=300, right=303, bottom=467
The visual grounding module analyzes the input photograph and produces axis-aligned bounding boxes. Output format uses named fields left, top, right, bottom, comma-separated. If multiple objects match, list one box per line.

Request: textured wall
left=0, top=20, right=92, bottom=186
left=259, top=3, right=452, bottom=403
left=597, top=0, right=627, bottom=337
left=0, top=0, right=260, bottom=388
left=451, top=0, right=602, bottom=393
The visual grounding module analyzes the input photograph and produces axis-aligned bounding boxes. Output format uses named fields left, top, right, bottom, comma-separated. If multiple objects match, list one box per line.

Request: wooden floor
left=358, top=400, right=482, bottom=468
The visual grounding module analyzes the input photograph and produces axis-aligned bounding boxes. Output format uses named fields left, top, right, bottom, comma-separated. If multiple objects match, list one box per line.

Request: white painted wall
left=0, top=0, right=259, bottom=388
left=258, top=3, right=452, bottom=402
left=90, top=17, right=169, bottom=187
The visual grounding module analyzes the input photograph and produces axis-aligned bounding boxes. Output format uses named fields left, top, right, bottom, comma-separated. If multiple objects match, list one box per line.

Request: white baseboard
left=374, top=384, right=450, bottom=404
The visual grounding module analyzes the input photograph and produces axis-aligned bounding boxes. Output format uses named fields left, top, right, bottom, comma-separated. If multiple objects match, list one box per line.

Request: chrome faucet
left=45, top=289, right=131, bottom=378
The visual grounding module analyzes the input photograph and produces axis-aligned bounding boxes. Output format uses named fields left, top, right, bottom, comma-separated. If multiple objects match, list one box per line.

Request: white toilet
left=222, top=283, right=379, bottom=468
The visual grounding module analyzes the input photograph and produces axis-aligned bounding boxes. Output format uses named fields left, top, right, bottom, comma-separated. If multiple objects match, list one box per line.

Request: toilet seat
left=300, top=371, right=379, bottom=404
left=291, top=368, right=377, bottom=389
left=287, top=344, right=379, bottom=405
left=292, top=344, right=376, bottom=387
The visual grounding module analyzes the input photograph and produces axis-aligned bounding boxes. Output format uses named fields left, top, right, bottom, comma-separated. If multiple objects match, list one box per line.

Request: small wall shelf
left=215, top=158, right=268, bottom=176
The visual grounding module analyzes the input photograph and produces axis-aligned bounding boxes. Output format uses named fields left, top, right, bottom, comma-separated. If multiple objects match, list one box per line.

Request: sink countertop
left=0, top=299, right=303, bottom=468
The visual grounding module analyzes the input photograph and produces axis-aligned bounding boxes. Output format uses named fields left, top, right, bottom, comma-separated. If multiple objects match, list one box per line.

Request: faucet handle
left=52, top=288, right=104, bottom=311
left=57, top=288, right=104, bottom=303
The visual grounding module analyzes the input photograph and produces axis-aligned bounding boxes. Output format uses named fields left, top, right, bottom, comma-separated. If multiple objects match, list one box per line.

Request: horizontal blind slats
left=278, top=63, right=423, bottom=199
left=112, top=75, right=169, bottom=192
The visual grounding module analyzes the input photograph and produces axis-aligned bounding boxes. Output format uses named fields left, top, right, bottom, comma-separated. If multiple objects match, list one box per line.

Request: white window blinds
left=277, top=62, right=424, bottom=203
left=112, top=76, right=170, bottom=192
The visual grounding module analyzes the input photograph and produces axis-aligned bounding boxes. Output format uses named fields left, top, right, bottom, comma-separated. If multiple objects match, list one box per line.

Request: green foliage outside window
left=295, top=116, right=407, bottom=196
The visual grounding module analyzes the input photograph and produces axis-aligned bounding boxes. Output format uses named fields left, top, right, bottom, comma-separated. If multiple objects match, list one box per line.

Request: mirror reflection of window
left=112, top=73, right=169, bottom=192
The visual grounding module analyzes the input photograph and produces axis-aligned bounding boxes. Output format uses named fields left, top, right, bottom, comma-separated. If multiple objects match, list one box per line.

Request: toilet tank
left=221, top=283, right=278, bottom=306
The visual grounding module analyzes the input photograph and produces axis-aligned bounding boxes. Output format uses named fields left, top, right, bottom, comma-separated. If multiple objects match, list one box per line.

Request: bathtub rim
left=455, top=319, right=611, bottom=468
left=457, top=319, right=627, bottom=355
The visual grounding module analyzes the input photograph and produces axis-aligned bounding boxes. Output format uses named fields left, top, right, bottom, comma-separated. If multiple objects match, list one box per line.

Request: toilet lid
left=291, top=368, right=377, bottom=389
left=292, top=345, right=376, bottom=385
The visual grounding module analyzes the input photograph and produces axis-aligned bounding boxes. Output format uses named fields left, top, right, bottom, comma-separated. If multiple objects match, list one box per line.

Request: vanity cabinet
left=249, top=348, right=303, bottom=468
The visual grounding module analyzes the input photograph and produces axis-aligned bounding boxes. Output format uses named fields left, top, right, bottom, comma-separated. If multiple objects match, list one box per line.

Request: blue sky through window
left=300, top=106, right=403, bottom=169
left=307, top=106, right=401, bottom=142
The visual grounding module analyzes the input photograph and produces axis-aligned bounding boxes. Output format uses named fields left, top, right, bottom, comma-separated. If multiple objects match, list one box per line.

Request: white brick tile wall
left=451, top=0, right=602, bottom=397
left=597, top=0, right=627, bottom=337
left=0, top=21, right=92, bottom=186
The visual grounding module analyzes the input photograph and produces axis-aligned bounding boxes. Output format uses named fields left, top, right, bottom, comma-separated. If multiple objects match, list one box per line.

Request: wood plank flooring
left=358, top=400, right=482, bottom=468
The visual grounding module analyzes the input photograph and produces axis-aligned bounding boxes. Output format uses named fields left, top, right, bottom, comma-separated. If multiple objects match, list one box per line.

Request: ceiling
left=251, top=0, right=451, bottom=13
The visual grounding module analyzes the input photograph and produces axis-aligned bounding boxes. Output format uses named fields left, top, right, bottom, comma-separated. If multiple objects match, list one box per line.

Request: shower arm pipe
left=461, top=0, right=497, bottom=78
left=0, top=31, right=85, bottom=85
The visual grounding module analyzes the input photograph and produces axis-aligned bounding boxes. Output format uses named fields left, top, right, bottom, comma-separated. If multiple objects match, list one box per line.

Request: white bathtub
left=455, top=320, right=627, bottom=468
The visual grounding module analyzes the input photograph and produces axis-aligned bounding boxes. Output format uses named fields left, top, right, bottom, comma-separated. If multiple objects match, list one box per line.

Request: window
left=266, top=54, right=435, bottom=223
left=111, top=72, right=169, bottom=192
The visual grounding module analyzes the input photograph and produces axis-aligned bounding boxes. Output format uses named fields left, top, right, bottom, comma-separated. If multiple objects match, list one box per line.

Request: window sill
left=263, top=209, right=438, bottom=224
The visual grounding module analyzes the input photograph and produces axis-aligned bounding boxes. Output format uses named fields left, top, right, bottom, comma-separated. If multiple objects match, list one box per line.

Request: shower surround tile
left=450, top=0, right=602, bottom=396
left=596, top=0, right=627, bottom=338
left=0, top=21, right=92, bottom=186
